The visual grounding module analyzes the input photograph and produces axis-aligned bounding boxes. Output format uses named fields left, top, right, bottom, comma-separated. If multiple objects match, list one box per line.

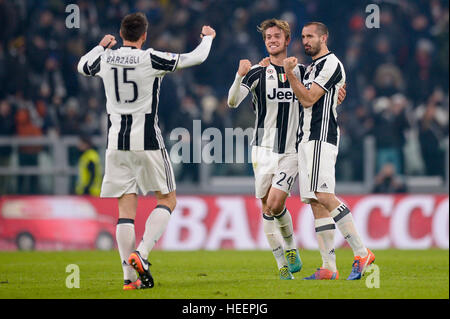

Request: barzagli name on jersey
left=106, top=55, right=140, bottom=65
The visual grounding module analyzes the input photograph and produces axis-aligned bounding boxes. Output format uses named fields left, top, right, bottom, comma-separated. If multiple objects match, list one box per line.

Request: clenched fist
left=201, top=25, right=216, bottom=39
left=99, top=34, right=117, bottom=49
left=283, top=57, right=298, bottom=72
left=238, top=59, right=252, bottom=77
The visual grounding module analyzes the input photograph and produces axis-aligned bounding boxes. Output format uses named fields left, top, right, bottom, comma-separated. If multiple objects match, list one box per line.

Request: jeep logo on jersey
left=267, top=88, right=298, bottom=102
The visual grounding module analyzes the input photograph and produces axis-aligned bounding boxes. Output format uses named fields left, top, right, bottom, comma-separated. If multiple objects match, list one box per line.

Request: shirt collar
left=312, top=51, right=333, bottom=63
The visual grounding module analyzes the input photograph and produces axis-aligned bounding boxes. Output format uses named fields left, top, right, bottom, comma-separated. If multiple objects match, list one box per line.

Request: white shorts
left=101, top=148, right=176, bottom=198
left=251, top=146, right=298, bottom=199
left=298, top=140, right=338, bottom=204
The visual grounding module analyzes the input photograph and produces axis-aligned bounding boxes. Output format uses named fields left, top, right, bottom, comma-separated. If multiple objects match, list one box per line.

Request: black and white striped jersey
left=241, top=63, right=306, bottom=154
left=298, top=52, right=346, bottom=146
left=78, top=45, right=180, bottom=150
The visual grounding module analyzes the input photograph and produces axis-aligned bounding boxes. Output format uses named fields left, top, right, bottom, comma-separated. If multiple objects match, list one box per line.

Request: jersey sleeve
left=176, top=36, right=213, bottom=69
left=149, top=49, right=180, bottom=73
left=241, top=66, right=263, bottom=91
left=227, top=73, right=249, bottom=108
left=77, top=45, right=106, bottom=77
left=313, top=58, right=344, bottom=92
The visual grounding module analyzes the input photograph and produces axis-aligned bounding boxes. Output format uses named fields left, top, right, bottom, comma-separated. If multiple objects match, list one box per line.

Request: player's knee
left=157, top=193, right=177, bottom=212
left=310, top=200, right=329, bottom=219
left=158, top=201, right=176, bottom=213
left=267, top=198, right=285, bottom=215
left=309, top=199, right=319, bottom=208
left=263, top=210, right=274, bottom=217
left=260, top=197, right=273, bottom=216
left=315, top=192, right=332, bottom=206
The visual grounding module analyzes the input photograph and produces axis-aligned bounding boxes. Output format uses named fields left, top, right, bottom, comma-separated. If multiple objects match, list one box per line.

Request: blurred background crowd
left=0, top=0, right=448, bottom=194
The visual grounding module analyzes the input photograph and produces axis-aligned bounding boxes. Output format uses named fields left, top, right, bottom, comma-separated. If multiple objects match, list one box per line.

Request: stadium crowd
left=0, top=0, right=448, bottom=194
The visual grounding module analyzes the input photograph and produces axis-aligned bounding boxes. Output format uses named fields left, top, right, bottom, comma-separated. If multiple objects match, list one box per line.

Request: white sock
left=263, top=213, right=287, bottom=269
left=273, top=208, right=297, bottom=250
left=315, top=217, right=337, bottom=272
left=116, top=219, right=137, bottom=282
left=331, top=203, right=368, bottom=257
left=137, top=205, right=172, bottom=260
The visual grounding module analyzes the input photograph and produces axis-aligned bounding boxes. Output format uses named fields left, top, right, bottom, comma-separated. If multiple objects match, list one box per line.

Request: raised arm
left=227, top=59, right=252, bottom=108
left=176, top=26, right=216, bottom=69
left=77, top=34, right=116, bottom=77
left=284, top=57, right=325, bottom=108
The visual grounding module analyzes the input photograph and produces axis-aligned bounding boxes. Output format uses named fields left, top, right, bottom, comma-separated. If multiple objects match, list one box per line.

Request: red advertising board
left=0, top=194, right=448, bottom=250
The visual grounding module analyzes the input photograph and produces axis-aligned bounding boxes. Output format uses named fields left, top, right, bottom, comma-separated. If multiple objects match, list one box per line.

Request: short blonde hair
left=257, top=18, right=291, bottom=41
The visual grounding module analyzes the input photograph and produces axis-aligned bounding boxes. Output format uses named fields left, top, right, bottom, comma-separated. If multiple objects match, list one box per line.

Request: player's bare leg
left=118, top=193, right=138, bottom=220
left=116, top=193, right=140, bottom=289
left=267, top=187, right=302, bottom=274
left=314, top=192, right=375, bottom=280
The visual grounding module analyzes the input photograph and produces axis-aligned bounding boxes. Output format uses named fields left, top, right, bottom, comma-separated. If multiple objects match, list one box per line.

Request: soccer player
left=77, top=12, right=216, bottom=289
left=283, top=22, right=375, bottom=280
left=227, top=19, right=345, bottom=280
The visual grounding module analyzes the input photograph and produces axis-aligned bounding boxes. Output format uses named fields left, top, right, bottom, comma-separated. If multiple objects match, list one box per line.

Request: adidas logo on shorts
left=320, top=183, right=328, bottom=189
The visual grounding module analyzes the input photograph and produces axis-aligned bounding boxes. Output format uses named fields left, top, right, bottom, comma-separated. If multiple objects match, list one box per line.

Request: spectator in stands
left=371, top=95, right=410, bottom=175
left=0, top=100, right=15, bottom=193
left=15, top=108, right=43, bottom=194
left=338, top=103, right=374, bottom=181
left=407, top=39, right=440, bottom=104
left=416, top=88, right=448, bottom=177
left=373, top=62, right=406, bottom=97
left=75, top=135, right=102, bottom=196
left=58, top=97, right=82, bottom=168
left=373, top=162, right=408, bottom=194
left=59, top=98, right=81, bottom=136
left=5, top=38, right=30, bottom=97
left=35, top=100, right=58, bottom=136
left=79, top=97, right=102, bottom=136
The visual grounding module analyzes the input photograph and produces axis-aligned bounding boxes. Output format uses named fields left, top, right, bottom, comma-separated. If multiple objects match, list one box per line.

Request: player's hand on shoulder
left=337, top=83, right=347, bottom=105
left=238, top=59, right=252, bottom=77
left=201, top=26, right=216, bottom=39
left=258, top=57, right=270, bottom=67
left=99, top=34, right=117, bottom=49
left=283, top=57, right=298, bottom=71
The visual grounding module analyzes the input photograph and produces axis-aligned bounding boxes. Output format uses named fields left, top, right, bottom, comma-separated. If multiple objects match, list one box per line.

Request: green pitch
left=0, top=249, right=448, bottom=299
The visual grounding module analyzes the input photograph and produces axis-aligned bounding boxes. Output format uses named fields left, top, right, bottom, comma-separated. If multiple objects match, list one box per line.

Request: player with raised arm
left=227, top=19, right=346, bottom=280
left=283, top=22, right=375, bottom=280
left=77, top=12, right=216, bottom=289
